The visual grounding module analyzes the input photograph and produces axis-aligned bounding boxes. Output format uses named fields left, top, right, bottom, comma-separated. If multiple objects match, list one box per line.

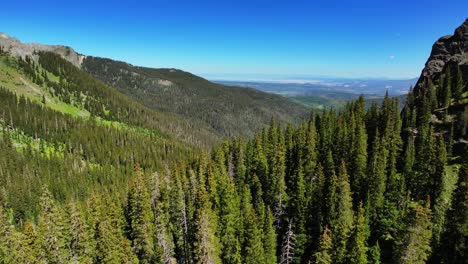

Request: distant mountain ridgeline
left=217, top=79, right=415, bottom=110
left=81, top=56, right=308, bottom=138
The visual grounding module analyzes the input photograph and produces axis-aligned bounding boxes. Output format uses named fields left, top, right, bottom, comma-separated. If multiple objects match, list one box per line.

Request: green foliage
left=82, top=56, right=308, bottom=139
left=439, top=160, right=468, bottom=263
left=398, top=199, right=433, bottom=264
left=127, top=167, right=156, bottom=263
left=0, top=46, right=466, bottom=264
left=314, top=226, right=333, bottom=264
left=36, top=186, right=69, bottom=263
left=348, top=202, right=369, bottom=264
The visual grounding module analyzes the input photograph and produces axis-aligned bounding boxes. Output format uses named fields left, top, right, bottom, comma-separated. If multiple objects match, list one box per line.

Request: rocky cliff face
left=413, top=18, right=468, bottom=153
left=416, top=18, right=468, bottom=90
left=0, top=33, right=85, bottom=67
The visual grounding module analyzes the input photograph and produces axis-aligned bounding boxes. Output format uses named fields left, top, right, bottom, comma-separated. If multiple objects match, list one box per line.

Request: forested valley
left=0, top=20, right=467, bottom=264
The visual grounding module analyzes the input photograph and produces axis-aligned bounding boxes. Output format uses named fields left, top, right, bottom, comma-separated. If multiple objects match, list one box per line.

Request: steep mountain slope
left=0, top=32, right=309, bottom=139
left=0, top=50, right=201, bottom=219
left=407, top=18, right=468, bottom=154
left=81, top=56, right=308, bottom=137
left=0, top=34, right=221, bottom=147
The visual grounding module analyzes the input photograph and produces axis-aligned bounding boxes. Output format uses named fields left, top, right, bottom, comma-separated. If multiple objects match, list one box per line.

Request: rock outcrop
left=0, top=32, right=85, bottom=67
left=416, top=18, right=468, bottom=90
left=411, top=18, right=468, bottom=155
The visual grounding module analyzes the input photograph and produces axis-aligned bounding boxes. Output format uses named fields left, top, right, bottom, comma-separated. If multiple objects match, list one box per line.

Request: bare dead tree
left=280, top=219, right=296, bottom=264
left=274, top=193, right=286, bottom=229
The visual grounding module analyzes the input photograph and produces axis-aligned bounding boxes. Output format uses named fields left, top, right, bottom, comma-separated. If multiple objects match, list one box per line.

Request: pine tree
left=440, top=161, right=467, bottom=263
left=240, top=187, right=264, bottom=264
left=454, top=65, right=464, bottom=101
left=193, top=160, right=221, bottom=264
left=368, top=242, right=381, bottom=264
left=151, top=171, right=175, bottom=264
left=68, top=201, right=94, bottom=263
left=0, top=206, right=38, bottom=263
left=323, top=151, right=337, bottom=227
left=22, top=219, right=38, bottom=259
left=263, top=209, right=277, bottom=264
left=399, top=199, right=433, bottom=264
left=36, top=186, right=69, bottom=264
left=215, top=148, right=242, bottom=264
left=331, top=161, right=354, bottom=263
left=441, top=66, right=452, bottom=108
left=348, top=202, right=369, bottom=264
left=351, top=119, right=368, bottom=203
left=432, top=136, right=447, bottom=201
left=314, top=226, right=332, bottom=264
left=168, top=168, right=191, bottom=264
left=271, top=124, right=288, bottom=228
left=287, top=162, right=307, bottom=263
left=127, top=167, right=155, bottom=263
left=427, top=80, right=438, bottom=110
left=367, top=130, right=387, bottom=216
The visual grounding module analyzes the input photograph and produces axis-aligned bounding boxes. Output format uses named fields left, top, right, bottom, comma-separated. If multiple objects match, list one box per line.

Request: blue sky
left=1, top=0, right=467, bottom=79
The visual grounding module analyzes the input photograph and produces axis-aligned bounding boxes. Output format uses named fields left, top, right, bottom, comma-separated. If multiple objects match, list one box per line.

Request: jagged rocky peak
left=418, top=18, right=468, bottom=87
left=0, top=32, right=85, bottom=67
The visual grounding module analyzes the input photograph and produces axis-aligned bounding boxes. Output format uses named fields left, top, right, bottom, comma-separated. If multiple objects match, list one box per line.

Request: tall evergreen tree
left=214, top=148, right=242, bottom=264
left=368, top=242, right=381, bottom=264
left=348, top=202, right=369, bottom=264
left=263, top=209, right=277, bottom=264
left=351, top=119, right=368, bottom=203
left=439, top=160, right=467, bottom=263
left=314, top=226, right=332, bottom=264
left=241, top=187, right=265, bottom=264
left=193, top=160, right=221, bottom=264
left=331, top=161, right=354, bottom=264
left=399, top=200, right=433, bottom=264
left=454, top=65, right=464, bottom=101
left=127, top=167, right=155, bottom=263
left=441, top=66, right=452, bottom=108
left=36, top=186, right=69, bottom=264
left=68, top=201, right=94, bottom=263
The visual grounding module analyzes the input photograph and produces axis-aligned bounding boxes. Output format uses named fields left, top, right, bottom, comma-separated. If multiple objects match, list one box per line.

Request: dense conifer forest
left=0, top=23, right=467, bottom=264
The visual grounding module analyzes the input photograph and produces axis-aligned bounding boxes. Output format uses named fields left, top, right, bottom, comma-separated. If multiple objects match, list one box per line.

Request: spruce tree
left=68, top=201, right=94, bottom=263
left=348, top=202, right=369, bottom=264
left=314, top=226, right=332, bottom=264
left=351, top=120, right=368, bottom=203
left=440, top=161, right=467, bottom=263
left=151, top=171, right=175, bottom=264
left=193, top=161, right=221, bottom=264
left=263, top=209, right=277, bottom=264
left=36, top=186, right=69, bottom=264
left=331, top=161, right=354, bottom=264
left=127, top=167, right=155, bottom=263
left=241, top=187, right=265, bottom=264
left=215, top=148, right=242, bottom=264
left=368, top=242, right=381, bottom=264
left=454, top=65, right=464, bottom=101
left=0, top=206, right=38, bottom=263
left=442, top=66, right=452, bottom=108
left=399, top=200, right=433, bottom=264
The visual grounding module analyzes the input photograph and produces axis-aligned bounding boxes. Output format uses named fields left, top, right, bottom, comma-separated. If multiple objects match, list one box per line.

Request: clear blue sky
left=1, top=0, right=467, bottom=79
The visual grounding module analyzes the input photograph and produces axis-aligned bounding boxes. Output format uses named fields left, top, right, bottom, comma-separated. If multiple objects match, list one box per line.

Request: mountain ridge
left=0, top=32, right=309, bottom=139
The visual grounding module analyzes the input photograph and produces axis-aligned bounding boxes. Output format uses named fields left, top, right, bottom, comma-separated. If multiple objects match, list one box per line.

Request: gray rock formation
left=0, top=32, right=85, bottom=67
left=416, top=18, right=468, bottom=89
